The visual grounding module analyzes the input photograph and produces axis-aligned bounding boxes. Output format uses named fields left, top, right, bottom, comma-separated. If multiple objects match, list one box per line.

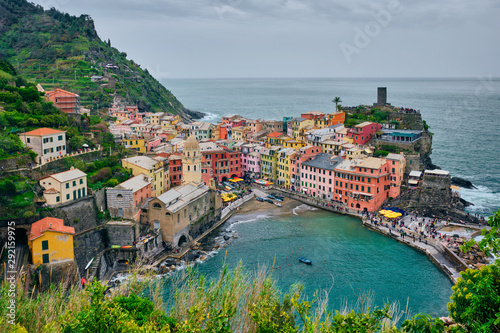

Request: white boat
left=275, top=202, right=281, bottom=207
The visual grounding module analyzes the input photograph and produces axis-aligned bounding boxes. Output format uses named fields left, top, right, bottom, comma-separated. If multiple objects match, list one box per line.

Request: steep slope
left=0, top=0, right=201, bottom=119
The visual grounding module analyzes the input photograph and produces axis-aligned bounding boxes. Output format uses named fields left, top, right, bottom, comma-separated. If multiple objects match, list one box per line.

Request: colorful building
left=19, top=127, right=67, bottom=164
left=290, top=145, right=322, bottom=191
left=347, top=122, right=382, bottom=145
left=123, top=138, right=147, bottom=153
left=300, top=153, right=343, bottom=198
left=39, top=167, right=87, bottom=206
left=386, top=153, right=406, bottom=198
left=122, top=156, right=169, bottom=196
left=106, top=174, right=152, bottom=221
left=276, top=148, right=298, bottom=188
left=45, top=88, right=80, bottom=113
left=260, top=146, right=279, bottom=182
left=168, top=154, right=183, bottom=187
left=199, top=142, right=242, bottom=182
left=334, top=157, right=391, bottom=212
left=241, top=144, right=261, bottom=179
left=28, top=217, right=75, bottom=265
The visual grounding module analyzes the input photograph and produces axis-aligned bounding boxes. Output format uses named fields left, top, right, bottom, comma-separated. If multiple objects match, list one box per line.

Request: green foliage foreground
left=2, top=211, right=499, bottom=332
left=0, top=263, right=451, bottom=333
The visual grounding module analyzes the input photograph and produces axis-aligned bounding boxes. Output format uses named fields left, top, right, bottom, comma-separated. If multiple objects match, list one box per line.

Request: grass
left=0, top=262, right=417, bottom=332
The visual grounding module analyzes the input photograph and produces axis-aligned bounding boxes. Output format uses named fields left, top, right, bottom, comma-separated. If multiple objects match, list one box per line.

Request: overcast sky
left=31, top=0, right=500, bottom=78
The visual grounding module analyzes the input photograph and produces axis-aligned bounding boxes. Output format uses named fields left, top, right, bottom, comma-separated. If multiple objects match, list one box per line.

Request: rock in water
left=451, top=177, right=476, bottom=189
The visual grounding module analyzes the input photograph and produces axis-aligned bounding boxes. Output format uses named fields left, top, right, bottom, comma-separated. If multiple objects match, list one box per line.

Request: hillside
left=0, top=0, right=201, bottom=119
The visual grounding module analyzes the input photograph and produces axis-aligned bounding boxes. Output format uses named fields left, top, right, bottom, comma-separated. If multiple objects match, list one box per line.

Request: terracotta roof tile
left=23, top=128, right=65, bottom=136
left=29, top=217, right=75, bottom=241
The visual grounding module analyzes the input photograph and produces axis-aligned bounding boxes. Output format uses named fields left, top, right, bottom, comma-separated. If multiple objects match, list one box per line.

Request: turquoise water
left=157, top=77, right=497, bottom=319
left=196, top=209, right=453, bottom=318
left=163, top=77, right=500, bottom=217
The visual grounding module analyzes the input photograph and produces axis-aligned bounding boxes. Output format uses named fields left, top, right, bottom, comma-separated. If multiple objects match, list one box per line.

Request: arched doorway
left=222, top=176, right=228, bottom=182
left=356, top=203, right=361, bottom=209
left=178, top=235, right=187, bottom=247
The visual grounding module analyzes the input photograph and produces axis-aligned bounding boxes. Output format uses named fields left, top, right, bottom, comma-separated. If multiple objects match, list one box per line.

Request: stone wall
left=47, top=195, right=101, bottom=233
left=94, top=188, right=107, bottom=212
left=0, top=154, right=35, bottom=171
left=74, top=229, right=108, bottom=273
left=106, top=188, right=134, bottom=219
left=106, top=221, right=138, bottom=246
left=388, top=112, right=424, bottom=130
left=404, top=154, right=421, bottom=173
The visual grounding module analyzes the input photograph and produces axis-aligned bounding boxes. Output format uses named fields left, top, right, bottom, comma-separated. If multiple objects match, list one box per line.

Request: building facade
left=39, top=167, right=87, bottom=206
left=28, top=217, right=75, bottom=265
left=20, top=128, right=67, bottom=164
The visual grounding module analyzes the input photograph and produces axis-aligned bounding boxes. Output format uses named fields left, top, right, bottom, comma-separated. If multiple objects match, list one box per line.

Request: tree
left=332, top=97, right=342, bottom=111
left=453, top=209, right=500, bottom=332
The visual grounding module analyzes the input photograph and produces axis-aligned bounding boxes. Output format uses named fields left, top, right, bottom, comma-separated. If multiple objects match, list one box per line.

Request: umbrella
left=450, top=185, right=461, bottom=191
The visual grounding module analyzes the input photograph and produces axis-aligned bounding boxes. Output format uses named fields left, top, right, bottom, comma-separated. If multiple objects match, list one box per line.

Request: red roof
left=45, top=88, right=79, bottom=97
left=24, top=128, right=64, bottom=136
left=29, top=217, right=75, bottom=241
left=267, top=132, right=282, bottom=138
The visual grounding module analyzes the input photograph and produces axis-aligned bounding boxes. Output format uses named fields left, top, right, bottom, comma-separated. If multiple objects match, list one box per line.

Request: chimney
left=49, top=223, right=52, bottom=229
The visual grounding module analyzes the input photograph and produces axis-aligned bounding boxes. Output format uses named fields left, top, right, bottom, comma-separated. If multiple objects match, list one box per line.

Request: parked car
left=256, top=197, right=264, bottom=202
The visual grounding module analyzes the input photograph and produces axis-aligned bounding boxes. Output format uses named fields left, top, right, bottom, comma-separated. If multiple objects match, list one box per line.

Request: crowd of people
left=396, top=107, right=420, bottom=114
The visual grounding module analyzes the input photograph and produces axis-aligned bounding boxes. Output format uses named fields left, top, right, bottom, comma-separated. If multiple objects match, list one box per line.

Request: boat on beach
left=299, top=257, right=312, bottom=265
left=275, top=202, right=281, bottom=207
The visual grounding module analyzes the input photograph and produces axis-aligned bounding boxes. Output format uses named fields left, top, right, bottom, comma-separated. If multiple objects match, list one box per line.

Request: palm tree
left=332, top=97, right=342, bottom=111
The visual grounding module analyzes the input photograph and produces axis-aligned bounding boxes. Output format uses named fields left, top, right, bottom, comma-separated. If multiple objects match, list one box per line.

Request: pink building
left=240, top=143, right=261, bottom=178
left=386, top=153, right=406, bottom=198
left=300, top=153, right=343, bottom=198
left=248, top=119, right=264, bottom=133
left=146, top=137, right=162, bottom=152
left=106, top=173, right=152, bottom=221
left=290, top=146, right=322, bottom=191
left=347, top=122, right=381, bottom=145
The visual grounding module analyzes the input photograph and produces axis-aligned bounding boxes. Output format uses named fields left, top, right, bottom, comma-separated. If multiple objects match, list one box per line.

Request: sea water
left=163, top=77, right=500, bottom=217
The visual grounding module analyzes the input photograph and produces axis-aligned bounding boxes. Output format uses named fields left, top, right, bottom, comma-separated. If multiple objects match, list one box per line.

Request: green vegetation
left=63, top=155, right=132, bottom=190
left=0, top=263, right=448, bottom=332
left=344, top=108, right=391, bottom=128
left=0, top=0, right=187, bottom=115
left=0, top=175, right=36, bottom=219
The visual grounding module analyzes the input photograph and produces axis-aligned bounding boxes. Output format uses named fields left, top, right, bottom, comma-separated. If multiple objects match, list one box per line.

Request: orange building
left=45, top=88, right=80, bottom=114
left=327, top=112, right=345, bottom=126
left=334, top=157, right=391, bottom=212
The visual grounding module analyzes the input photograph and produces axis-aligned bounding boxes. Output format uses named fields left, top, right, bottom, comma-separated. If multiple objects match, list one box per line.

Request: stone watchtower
left=375, top=87, right=390, bottom=106
left=182, top=136, right=202, bottom=185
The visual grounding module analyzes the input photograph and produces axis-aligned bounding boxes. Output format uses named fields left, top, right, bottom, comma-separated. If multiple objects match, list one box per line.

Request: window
left=56, top=196, right=60, bottom=202
left=66, top=194, right=70, bottom=200
left=80, top=179, right=83, bottom=184
left=73, top=181, right=76, bottom=187
left=27, top=138, right=31, bottom=143
left=153, top=203, right=161, bottom=209
left=66, top=183, right=69, bottom=189
left=42, top=254, right=49, bottom=264
left=58, top=135, right=63, bottom=141
left=42, top=240, right=49, bottom=251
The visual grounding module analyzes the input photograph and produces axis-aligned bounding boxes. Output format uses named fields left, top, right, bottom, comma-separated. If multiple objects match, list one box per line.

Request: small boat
left=275, top=202, right=281, bottom=207
left=121, top=245, right=133, bottom=249
left=299, top=257, right=312, bottom=265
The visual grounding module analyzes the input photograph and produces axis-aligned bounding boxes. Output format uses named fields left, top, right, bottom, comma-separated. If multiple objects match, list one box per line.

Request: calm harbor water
left=160, top=77, right=498, bottom=318
left=195, top=208, right=453, bottom=317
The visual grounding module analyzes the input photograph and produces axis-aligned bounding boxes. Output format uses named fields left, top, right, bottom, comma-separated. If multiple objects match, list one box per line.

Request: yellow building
left=123, top=138, right=147, bottom=153
left=276, top=148, right=297, bottom=188
left=231, top=126, right=249, bottom=142
left=39, top=167, right=87, bottom=206
left=291, top=118, right=315, bottom=140
left=260, top=146, right=279, bottom=182
left=28, top=217, right=75, bottom=265
left=122, top=156, right=169, bottom=196
left=282, top=139, right=305, bottom=149
left=161, top=115, right=181, bottom=129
